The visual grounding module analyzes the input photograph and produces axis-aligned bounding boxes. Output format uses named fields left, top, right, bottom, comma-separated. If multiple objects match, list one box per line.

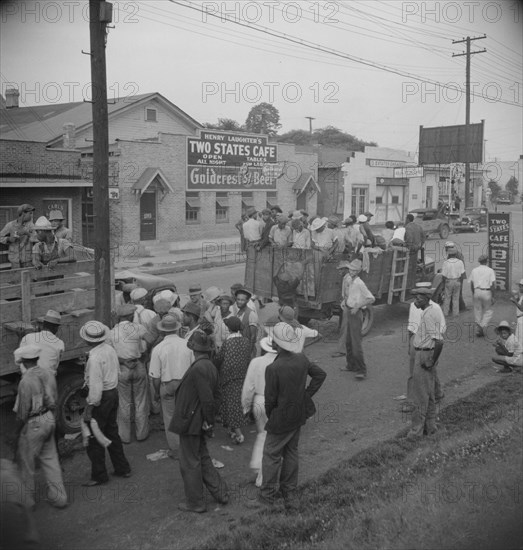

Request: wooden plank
left=0, top=260, right=95, bottom=287
left=0, top=273, right=95, bottom=300
left=21, top=271, right=31, bottom=323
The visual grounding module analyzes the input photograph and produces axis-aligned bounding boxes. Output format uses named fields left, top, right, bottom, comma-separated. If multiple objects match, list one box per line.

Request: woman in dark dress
left=214, top=317, right=252, bottom=444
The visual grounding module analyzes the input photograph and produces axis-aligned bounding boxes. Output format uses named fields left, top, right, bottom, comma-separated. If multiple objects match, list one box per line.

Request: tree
left=277, top=129, right=311, bottom=145
left=278, top=125, right=377, bottom=150
left=488, top=179, right=501, bottom=200
left=244, top=103, right=281, bottom=136
left=203, top=118, right=244, bottom=131
left=505, top=175, right=519, bottom=197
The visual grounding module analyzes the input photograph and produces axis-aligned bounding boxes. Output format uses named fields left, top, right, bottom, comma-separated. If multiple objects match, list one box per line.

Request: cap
left=34, top=216, right=53, bottom=231
left=182, top=301, right=201, bottom=318
left=495, top=320, right=513, bottom=333
left=48, top=210, right=65, bottom=221
left=130, top=288, right=147, bottom=301
left=188, top=284, right=202, bottom=296
left=17, top=204, right=35, bottom=216
left=80, top=321, right=109, bottom=343
left=116, top=304, right=137, bottom=318
left=15, top=344, right=41, bottom=360
left=357, top=214, right=368, bottom=223
left=157, top=315, right=181, bottom=333
left=223, top=316, right=242, bottom=333
left=43, top=310, right=61, bottom=324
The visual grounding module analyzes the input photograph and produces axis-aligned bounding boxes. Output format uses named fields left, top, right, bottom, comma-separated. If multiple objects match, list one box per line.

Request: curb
left=120, top=257, right=246, bottom=276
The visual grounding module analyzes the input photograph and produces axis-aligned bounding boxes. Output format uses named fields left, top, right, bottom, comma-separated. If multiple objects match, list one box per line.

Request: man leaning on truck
left=0, top=204, right=36, bottom=269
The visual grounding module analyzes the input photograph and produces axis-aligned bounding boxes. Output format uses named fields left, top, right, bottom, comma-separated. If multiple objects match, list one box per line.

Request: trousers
left=250, top=394, right=268, bottom=487
left=407, top=336, right=442, bottom=402
left=260, top=427, right=301, bottom=502
left=87, top=389, right=130, bottom=483
left=17, top=411, right=67, bottom=508
left=178, top=434, right=228, bottom=509
left=473, top=289, right=493, bottom=328
left=443, top=279, right=461, bottom=317
left=117, top=359, right=150, bottom=443
left=409, top=350, right=437, bottom=437
left=336, top=307, right=349, bottom=354
left=160, top=380, right=181, bottom=452
left=345, top=310, right=366, bottom=373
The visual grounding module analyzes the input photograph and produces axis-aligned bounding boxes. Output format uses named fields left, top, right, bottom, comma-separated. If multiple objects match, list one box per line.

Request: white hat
left=80, top=321, right=109, bottom=343
left=272, top=322, right=301, bottom=353
left=34, top=216, right=53, bottom=231
left=357, top=214, right=368, bottom=223
left=153, top=290, right=177, bottom=306
left=310, top=218, right=327, bottom=232
left=260, top=336, right=276, bottom=354
left=203, top=286, right=223, bottom=303
left=444, top=241, right=455, bottom=248
left=130, top=288, right=147, bottom=301
left=43, top=310, right=61, bottom=324
left=15, top=344, right=41, bottom=360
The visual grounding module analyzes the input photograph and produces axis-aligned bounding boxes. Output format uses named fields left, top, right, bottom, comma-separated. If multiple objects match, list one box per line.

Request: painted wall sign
left=367, top=159, right=406, bottom=168
left=393, top=166, right=424, bottom=178
left=488, top=212, right=511, bottom=291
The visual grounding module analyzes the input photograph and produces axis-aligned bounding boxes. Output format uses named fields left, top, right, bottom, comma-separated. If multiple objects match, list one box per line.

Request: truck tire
left=473, top=222, right=480, bottom=233
left=57, top=373, right=86, bottom=434
left=361, top=306, right=374, bottom=336
left=439, top=224, right=450, bottom=239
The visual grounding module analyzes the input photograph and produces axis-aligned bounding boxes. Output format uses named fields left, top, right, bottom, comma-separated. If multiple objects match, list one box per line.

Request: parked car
left=410, top=207, right=452, bottom=239
left=496, top=190, right=513, bottom=204
left=452, top=207, right=488, bottom=233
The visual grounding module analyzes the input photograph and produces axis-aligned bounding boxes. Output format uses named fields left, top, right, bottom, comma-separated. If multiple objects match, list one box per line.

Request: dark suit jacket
left=169, top=356, right=220, bottom=436
left=264, top=351, right=326, bottom=434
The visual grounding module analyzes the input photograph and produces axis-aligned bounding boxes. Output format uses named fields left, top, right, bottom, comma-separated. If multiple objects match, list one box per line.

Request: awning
left=186, top=197, right=201, bottom=208
left=242, top=197, right=254, bottom=207
left=376, top=177, right=408, bottom=186
left=216, top=197, right=229, bottom=207
left=132, top=168, right=174, bottom=194
left=0, top=179, right=92, bottom=188
left=292, top=173, right=320, bottom=195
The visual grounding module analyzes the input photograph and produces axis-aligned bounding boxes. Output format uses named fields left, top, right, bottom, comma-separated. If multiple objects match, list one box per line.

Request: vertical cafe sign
left=187, top=130, right=280, bottom=190
left=488, top=212, right=511, bottom=291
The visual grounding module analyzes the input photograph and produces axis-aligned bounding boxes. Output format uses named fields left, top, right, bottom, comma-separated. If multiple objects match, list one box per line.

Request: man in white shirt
left=338, top=259, right=375, bottom=380
left=149, top=315, right=194, bottom=458
left=17, top=310, right=64, bottom=376
left=109, top=304, right=150, bottom=443
left=441, top=246, right=466, bottom=317
left=407, top=288, right=445, bottom=440
left=469, top=254, right=496, bottom=337
left=269, top=214, right=292, bottom=248
left=242, top=208, right=263, bottom=244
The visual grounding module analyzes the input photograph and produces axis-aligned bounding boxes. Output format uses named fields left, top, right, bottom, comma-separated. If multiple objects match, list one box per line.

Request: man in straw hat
left=108, top=304, right=150, bottom=444
left=242, top=207, right=263, bottom=245
left=32, top=216, right=72, bottom=269
left=149, top=314, right=194, bottom=458
left=17, top=310, right=64, bottom=376
left=80, top=321, right=131, bottom=486
left=406, top=287, right=445, bottom=440
left=310, top=217, right=337, bottom=253
left=441, top=244, right=466, bottom=317
left=338, top=259, right=375, bottom=380
left=249, top=323, right=325, bottom=507
left=492, top=320, right=523, bottom=373
left=13, top=344, right=68, bottom=509
left=0, top=203, right=36, bottom=268
left=170, top=331, right=229, bottom=512
left=269, top=213, right=292, bottom=248
left=469, top=254, right=496, bottom=337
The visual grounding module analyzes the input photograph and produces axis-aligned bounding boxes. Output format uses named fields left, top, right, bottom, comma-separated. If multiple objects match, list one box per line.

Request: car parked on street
left=410, top=207, right=452, bottom=239
left=452, top=206, right=489, bottom=233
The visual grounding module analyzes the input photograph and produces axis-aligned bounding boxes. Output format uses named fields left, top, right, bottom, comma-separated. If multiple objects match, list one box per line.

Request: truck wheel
left=57, top=373, right=86, bottom=434
left=473, top=222, right=480, bottom=233
left=439, top=224, right=450, bottom=239
left=361, top=306, right=374, bottom=337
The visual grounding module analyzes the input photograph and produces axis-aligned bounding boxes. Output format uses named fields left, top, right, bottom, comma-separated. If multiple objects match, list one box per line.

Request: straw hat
left=157, top=315, right=181, bottom=333
left=310, top=217, right=327, bottom=232
left=43, top=310, right=61, bottom=324
left=34, top=216, right=53, bottom=231
left=80, top=321, right=109, bottom=343
left=272, top=322, right=301, bottom=353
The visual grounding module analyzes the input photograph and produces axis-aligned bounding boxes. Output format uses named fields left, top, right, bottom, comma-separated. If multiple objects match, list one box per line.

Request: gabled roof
left=132, top=168, right=174, bottom=194
left=292, top=173, right=320, bottom=195
left=0, top=92, right=202, bottom=144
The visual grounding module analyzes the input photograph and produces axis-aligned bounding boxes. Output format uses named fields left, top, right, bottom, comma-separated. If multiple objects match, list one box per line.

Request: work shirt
left=54, top=225, right=72, bottom=240
left=241, top=353, right=277, bottom=411
left=469, top=265, right=496, bottom=290
left=84, top=343, right=120, bottom=406
left=269, top=225, right=292, bottom=247
left=0, top=219, right=36, bottom=267
left=391, top=227, right=406, bottom=242
left=13, top=366, right=57, bottom=423
left=442, top=258, right=466, bottom=279
left=243, top=218, right=263, bottom=242
left=501, top=334, right=523, bottom=357
left=149, top=333, right=194, bottom=382
left=312, top=227, right=336, bottom=250
left=296, top=325, right=319, bottom=352
left=18, top=330, right=65, bottom=375
left=292, top=229, right=311, bottom=249
left=381, top=228, right=395, bottom=245
left=408, top=301, right=446, bottom=336
left=412, top=304, right=445, bottom=349
left=232, top=304, right=259, bottom=326
left=404, top=222, right=425, bottom=250
left=32, top=237, right=72, bottom=265
left=108, top=321, right=147, bottom=360
left=344, top=275, right=375, bottom=310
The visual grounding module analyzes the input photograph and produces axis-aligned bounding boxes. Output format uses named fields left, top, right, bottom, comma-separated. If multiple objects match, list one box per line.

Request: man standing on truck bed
left=80, top=321, right=131, bottom=486
left=0, top=203, right=36, bottom=269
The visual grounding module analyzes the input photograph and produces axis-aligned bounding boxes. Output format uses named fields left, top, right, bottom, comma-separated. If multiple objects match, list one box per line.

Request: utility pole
left=452, top=35, right=486, bottom=208
left=89, top=0, right=113, bottom=325
left=305, top=116, right=315, bottom=136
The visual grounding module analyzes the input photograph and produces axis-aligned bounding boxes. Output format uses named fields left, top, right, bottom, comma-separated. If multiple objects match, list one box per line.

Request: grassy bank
left=196, top=375, right=522, bottom=550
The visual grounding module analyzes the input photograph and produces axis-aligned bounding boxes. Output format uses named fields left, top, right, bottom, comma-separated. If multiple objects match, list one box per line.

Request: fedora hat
left=246, top=206, right=258, bottom=217
left=34, top=216, right=53, bottom=231
left=43, top=310, right=61, bottom=324
left=348, top=259, right=363, bottom=271
left=187, top=331, right=212, bottom=352
left=153, top=290, right=177, bottom=306
left=272, top=322, right=301, bottom=353
left=182, top=301, right=201, bottom=318
left=234, top=287, right=252, bottom=299
left=495, top=320, right=513, bottom=334
left=291, top=210, right=303, bottom=220
left=188, top=283, right=202, bottom=296
left=203, top=286, right=223, bottom=303
left=157, top=314, right=181, bottom=333
left=80, top=321, right=109, bottom=343
left=310, top=217, right=327, bottom=232
left=260, top=336, right=276, bottom=354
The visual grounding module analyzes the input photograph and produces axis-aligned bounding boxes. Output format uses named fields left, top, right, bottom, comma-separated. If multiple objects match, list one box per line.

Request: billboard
left=187, top=130, right=280, bottom=190
left=488, top=212, right=511, bottom=291
left=419, top=122, right=484, bottom=165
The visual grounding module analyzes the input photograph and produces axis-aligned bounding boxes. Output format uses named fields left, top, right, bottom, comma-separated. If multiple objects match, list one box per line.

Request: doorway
left=140, top=191, right=157, bottom=241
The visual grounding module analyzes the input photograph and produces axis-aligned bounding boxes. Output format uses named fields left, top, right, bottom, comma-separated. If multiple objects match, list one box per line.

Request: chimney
left=5, top=88, right=20, bottom=109
left=63, top=123, right=76, bottom=149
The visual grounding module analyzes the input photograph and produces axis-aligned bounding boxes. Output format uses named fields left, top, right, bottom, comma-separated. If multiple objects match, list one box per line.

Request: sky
left=1, top=0, right=522, bottom=161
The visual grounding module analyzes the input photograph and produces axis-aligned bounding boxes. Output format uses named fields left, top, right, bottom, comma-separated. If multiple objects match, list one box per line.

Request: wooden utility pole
left=89, top=0, right=112, bottom=325
left=305, top=116, right=315, bottom=135
left=452, top=35, right=486, bottom=208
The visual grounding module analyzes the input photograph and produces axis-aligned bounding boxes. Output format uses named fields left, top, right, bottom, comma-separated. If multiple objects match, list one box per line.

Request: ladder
left=388, top=247, right=410, bottom=304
